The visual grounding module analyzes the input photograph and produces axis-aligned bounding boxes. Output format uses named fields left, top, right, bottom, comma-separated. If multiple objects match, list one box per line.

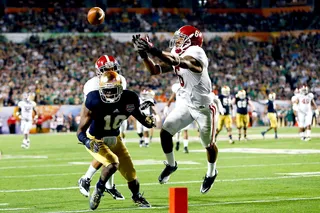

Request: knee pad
left=160, top=129, right=173, bottom=154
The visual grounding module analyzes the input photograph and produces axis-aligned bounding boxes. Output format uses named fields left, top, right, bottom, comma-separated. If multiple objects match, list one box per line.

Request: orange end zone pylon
left=169, top=187, right=188, bottom=213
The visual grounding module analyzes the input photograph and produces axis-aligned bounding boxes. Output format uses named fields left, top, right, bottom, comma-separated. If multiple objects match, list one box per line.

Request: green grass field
left=1, top=127, right=320, bottom=213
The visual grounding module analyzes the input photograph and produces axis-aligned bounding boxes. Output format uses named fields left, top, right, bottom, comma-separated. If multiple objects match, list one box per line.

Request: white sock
left=183, top=139, right=188, bottom=147
left=165, top=152, right=175, bottom=166
left=144, top=137, right=150, bottom=145
left=306, top=130, right=311, bottom=137
left=175, top=132, right=180, bottom=142
left=105, top=174, right=114, bottom=189
left=300, top=131, right=305, bottom=138
left=84, top=165, right=98, bottom=180
left=206, top=162, right=216, bottom=177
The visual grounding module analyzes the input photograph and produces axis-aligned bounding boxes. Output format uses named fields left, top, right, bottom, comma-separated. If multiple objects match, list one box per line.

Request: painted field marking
left=1, top=174, right=320, bottom=193
left=191, top=148, right=320, bottom=154
left=0, top=208, right=31, bottom=211
left=0, top=204, right=8, bottom=206
left=276, top=172, right=320, bottom=176
left=1, top=155, right=48, bottom=159
left=69, top=160, right=200, bottom=166
left=1, top=161, right=320, bottom=173
left=45, top=196, right=320, bottom=213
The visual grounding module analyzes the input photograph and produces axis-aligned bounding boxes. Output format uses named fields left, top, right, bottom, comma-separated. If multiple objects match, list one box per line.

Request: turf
left=0, top=127, right=320, bottom=213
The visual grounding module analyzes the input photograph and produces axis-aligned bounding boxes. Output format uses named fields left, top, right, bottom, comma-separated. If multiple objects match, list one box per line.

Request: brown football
left=87, top=7, right=105, bottom=25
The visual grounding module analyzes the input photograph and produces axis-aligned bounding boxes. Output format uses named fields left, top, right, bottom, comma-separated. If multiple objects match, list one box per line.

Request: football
left=87, top=7, right=105, bottom=25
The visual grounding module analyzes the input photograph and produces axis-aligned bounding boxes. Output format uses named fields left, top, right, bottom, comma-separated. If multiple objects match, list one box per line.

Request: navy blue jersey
left=218, top=94, right=231, bottom=115
left=85, top=90, right=150, bottom=139
left=235, top=97, right=249, bottom=114
left=267, top=100, right=276, bottom=113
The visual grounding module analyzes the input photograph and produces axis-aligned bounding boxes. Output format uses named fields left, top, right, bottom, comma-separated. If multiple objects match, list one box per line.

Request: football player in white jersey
left=17, top=93, right=37, bottom=149
left=78, top=55, right=126, bottom=200
left=133, top=25, right=219, bottom=194
left=292, top=86, right=318, bottom=141
left=164, top=82, right=192, bottom=153
left=136, top=89, right=158, bottom=147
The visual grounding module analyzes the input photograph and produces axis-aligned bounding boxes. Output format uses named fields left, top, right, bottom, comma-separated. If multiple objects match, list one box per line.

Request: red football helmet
left=95, top=55, right=120, bottom=75
left=169, top=25, right=203, bottom=55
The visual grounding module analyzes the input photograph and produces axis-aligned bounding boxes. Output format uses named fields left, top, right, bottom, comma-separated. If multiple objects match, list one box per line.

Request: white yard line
left=1, top=161, right=320, bottom=171
left=276, top=172, right=320, bottom=176
left=0, top=208, right=31, bottom=211
left=1, top=155, right=48, bottom=159
left=46, top=196, right=320, bottom=213
left=1, top=174, right=320, bottom=193
left=1, top=162, right=320, bottom=177
left=0, top=204, right=8, bottom=206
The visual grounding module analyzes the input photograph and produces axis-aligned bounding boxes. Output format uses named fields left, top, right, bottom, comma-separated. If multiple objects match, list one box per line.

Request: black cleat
left=78, top=176, right=91, bottom=197
left=175, top=141, right=180, bottom=151
left=132, top=193, right=151, bottom=208
left=183, top=147, right=189, bottom=153
left=158, top=161, right=178, bottom=184
left=89, top=185, right=104, bottom=210
left=105, top=184, right=125, bottom=200
left=200, top=170, right=218, bottom=194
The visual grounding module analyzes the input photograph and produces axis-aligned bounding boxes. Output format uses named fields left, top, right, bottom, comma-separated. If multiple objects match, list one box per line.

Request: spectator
left=7, top=114, right=17, bottom=134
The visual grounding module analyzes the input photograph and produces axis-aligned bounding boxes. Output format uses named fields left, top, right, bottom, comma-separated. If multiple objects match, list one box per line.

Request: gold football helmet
left=99, top=71, right=123, bottom=103
left=268, top=92, right=276, bottom=101
left=221, top=86, right=230, bottom=96
left=237, top=90, right=246, bottom=99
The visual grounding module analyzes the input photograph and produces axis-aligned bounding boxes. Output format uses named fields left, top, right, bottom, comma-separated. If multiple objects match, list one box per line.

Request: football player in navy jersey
left=261, top=93, right=278, bottom=139
left=77, top=71, right=155, bottom=210
left=215, top=86, right=234, bottom=144
left=232, top=90, right=255, bottom=141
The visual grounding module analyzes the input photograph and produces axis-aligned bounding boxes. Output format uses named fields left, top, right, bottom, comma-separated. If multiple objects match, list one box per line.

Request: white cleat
left=304, top=137, right=311, bottom=141
left=21, top=140, right=30, bottom=149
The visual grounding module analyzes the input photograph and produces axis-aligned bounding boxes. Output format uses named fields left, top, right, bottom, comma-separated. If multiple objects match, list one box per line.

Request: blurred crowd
left=0, top=32, right=319, bottom=106
left=1, top=8, right=319, bottom=33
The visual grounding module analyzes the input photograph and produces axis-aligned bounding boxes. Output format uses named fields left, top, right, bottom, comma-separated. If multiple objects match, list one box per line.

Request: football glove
left=83, top=138, right=103, bottom=153
left=132, top=34, right=148, bottom=59
left=140, top=99, right=155, bottom=110
left=145, top=114, right=156, bottom=128
left=134, top=35, right=162, bottom=57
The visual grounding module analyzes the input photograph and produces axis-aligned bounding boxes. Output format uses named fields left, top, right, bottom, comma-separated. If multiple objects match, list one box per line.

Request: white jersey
left=296, top=93, right=314, bottom=113
left=18, top=100, right=36, bottom=121
left=171, top=82, right=183, bottom=104
left=83, top=75, right=127, bottom=100
left=171, top=46, right=212, bottom=107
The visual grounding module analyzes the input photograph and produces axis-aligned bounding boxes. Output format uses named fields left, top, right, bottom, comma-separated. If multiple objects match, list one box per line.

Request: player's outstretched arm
left=133, top=35, right=202, bottom=73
